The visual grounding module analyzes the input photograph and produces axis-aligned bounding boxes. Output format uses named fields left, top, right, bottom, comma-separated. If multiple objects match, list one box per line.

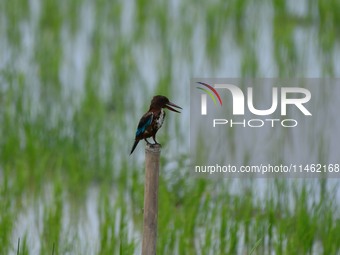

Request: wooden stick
left=141, top=144, right=161, bottom=255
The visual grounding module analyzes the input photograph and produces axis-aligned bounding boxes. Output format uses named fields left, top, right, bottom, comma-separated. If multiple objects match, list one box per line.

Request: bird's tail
left=130, top=140, right=139, bottom=155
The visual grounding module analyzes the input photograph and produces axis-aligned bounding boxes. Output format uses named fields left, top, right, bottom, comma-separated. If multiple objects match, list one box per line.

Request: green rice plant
left=40, top=181, right=63, bottom=255
left=0, top=0, right=340, bottom=254
left=0, top=174, right=15, bottom=255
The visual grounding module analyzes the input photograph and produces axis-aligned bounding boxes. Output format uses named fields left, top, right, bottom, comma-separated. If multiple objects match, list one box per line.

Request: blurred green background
left=1, top=0, right=340, bottom=254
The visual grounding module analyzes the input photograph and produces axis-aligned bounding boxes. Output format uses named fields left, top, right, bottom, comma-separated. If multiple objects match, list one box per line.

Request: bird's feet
left=145, top=138, right=162, bottom=148
left=144, top=138, right=152, bottom=145
left=145, top=138, right=162, bottom=149
left=152, top=136, right=160, bottom=145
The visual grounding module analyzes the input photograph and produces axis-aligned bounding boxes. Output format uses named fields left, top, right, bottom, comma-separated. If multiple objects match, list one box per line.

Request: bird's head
left=150, top=95, right=182, bottom=113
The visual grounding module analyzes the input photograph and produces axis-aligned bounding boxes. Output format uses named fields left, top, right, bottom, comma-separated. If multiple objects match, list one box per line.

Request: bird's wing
left=136, top=112, right=153, bottom=137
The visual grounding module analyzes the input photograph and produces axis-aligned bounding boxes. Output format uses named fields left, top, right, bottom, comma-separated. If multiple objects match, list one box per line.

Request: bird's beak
left=165, top=101, right=182, bottom=113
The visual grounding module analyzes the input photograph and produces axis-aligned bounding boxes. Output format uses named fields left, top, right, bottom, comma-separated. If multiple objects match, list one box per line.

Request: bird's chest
left=153, top=109, right=165, bottom=130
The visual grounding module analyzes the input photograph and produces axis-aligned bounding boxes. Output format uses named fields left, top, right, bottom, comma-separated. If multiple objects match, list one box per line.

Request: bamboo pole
left=141, top=144, right=161, bottom=255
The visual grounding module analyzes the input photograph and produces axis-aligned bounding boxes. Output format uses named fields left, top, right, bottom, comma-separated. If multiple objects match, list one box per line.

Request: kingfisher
left=130, top=95, right=182, bottom=155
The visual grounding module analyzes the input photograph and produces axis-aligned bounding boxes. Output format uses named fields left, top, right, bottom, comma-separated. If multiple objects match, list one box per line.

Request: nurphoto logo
left=196, top=82, right=312, bottom=128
